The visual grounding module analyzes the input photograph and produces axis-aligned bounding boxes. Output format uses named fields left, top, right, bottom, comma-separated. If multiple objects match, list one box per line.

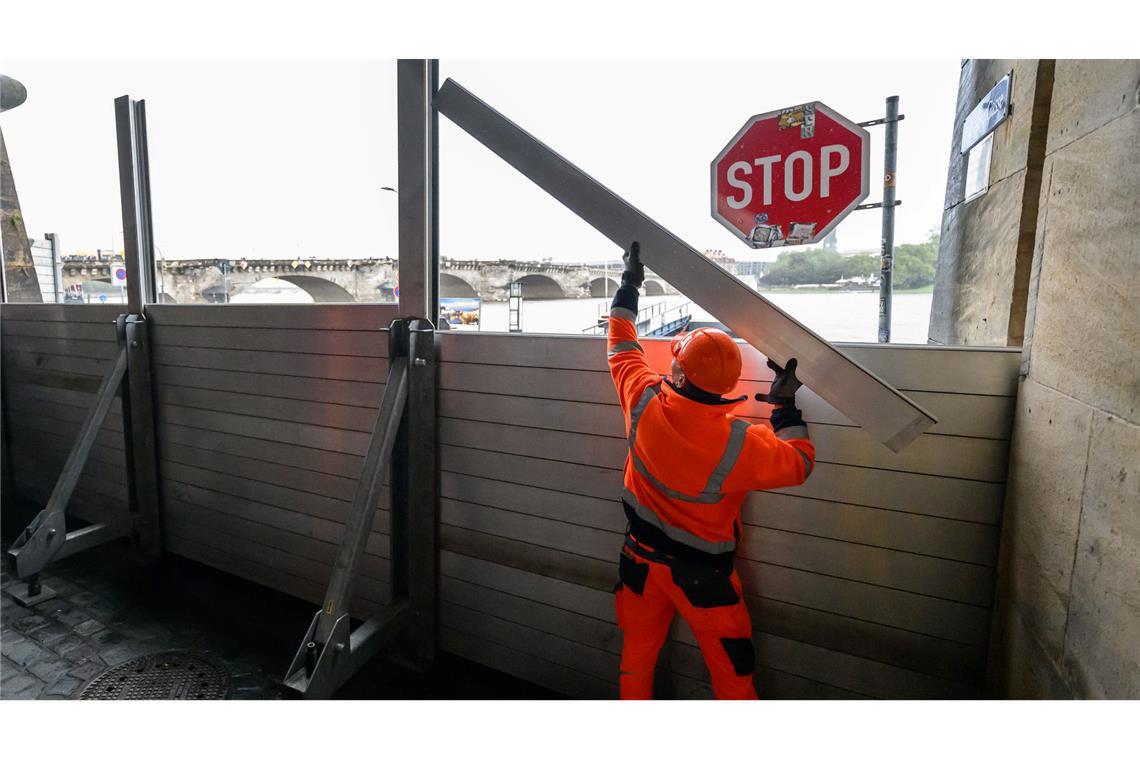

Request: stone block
left=67, top=659, right=106, bottom=682
left=56, top=636, right=99, bottom=663
left=43, top=675, right=83, bottom=698
left=943, top=59, right=1043, bottom=210
left=51, top=606, right=94, bottom=629
left=73, top=619, right=106, bottom=638
left=1, top=673, right=42, bottom=699
left=11, top=614, right=50, bottom=635
left=3, top=637, right=52, bottom=668
left=1025, top=109, right=1140, bottom=423
left=930, top=172, right=1026, bottom=345
left=1047, top=60, right=1140, bottom=154
left=998, top=378, right=1093, bottom=661
left=27, top=655, right=71, bottom=685
left=101, top=643, right=140, bottom=668
left=1062, top=412, right=1140, bottom=697
left=28, top=621, right=72, bottom=649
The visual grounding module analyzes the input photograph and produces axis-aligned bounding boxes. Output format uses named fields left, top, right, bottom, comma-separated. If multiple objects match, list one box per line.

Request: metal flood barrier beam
left=283, top=318, right=439, bottom=699
left=434, top=79, right=937, bottom=452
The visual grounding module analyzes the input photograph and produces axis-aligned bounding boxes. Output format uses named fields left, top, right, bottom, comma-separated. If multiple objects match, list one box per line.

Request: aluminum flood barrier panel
left=434, top=79, right=937, bottom=453
left=1, top=304, right=1019, bottom=698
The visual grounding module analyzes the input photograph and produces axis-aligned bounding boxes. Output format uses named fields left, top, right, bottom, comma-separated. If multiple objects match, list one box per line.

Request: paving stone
left=4, top=638, right=52, bottom=668
left=56, top=635, right=98, bottom=663
left=11, top=614, right=51, bottom=635
left=89, top=629, right=129, bottom=649
left=1, top=629, right=29, bottom=650
left=44, top=675, right=83, bottom=698
left=101, top=644, right=140, bottom=668
left=68, top=659, right=107, bottom=682
left=28, top=621, right=72, bottom=649
left=52, top=606, right=94, bottom=628
left=1, top=673, right=41, bottom=699
left=73, top=619, right=106, bottom=638
left=28, top=656, right=72, bottom=685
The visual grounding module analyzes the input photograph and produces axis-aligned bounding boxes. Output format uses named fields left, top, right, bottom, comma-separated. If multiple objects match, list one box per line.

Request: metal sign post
left=877, top=96, right=900, bottom=343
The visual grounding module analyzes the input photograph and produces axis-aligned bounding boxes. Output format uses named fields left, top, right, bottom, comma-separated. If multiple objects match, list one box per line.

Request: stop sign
left=711, top=102, right=869, bottom=248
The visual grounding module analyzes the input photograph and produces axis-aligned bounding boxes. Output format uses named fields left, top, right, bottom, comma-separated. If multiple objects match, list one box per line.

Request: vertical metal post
left=401, top=319, right=438, bottom=668
left=877, top=95, right=899, bottom=344
left=397, top=59, right=439, bottom=321
left=115, top=96, right=157, bottom=312
left=46, top=233, right=63, bottom=303
left=386, top=319, right=411, bottom=607
left=114, top=94, right=163, bottom=561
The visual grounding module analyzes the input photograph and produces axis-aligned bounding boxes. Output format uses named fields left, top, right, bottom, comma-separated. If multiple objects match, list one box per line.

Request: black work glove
left=755, top=358, right=802, bottom=405
left=621, top=241, right=645, bottom=288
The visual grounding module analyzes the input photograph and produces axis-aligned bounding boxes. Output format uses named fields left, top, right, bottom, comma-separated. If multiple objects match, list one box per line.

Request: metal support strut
left=5, top=92, right=164, bottom=606
left=4, top=316, right=161, bottom=605
left=284, top=319, right=438, bottom=699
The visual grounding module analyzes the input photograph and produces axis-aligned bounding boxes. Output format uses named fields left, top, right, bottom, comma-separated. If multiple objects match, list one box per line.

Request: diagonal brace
left=284, top=346, right=410, bottom=698
left=6, top=347, right=129, bottom=585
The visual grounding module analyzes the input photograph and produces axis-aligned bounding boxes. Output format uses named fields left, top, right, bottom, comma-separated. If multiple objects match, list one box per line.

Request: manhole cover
left=78, top=651, right=231, bottom=700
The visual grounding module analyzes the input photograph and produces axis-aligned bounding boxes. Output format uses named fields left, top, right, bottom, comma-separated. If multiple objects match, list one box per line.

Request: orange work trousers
left=614, top=544, right=757, bottom=699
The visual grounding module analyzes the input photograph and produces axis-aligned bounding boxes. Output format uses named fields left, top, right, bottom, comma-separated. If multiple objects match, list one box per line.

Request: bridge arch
left=230, top=275, right=356, bottom=303
left=513, top=274, right=565, bottom=300
left=644, top=280, right=665, bottom=296
left=440, top=272, right=478, bottom=298
left=588, top=277, right=620, bottom=297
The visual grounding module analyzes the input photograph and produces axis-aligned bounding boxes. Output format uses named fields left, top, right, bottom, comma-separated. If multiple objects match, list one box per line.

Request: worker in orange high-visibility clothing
left=607, top=242, right=815, bottom=700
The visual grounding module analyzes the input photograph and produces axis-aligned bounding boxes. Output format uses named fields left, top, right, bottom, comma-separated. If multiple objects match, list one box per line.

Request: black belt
left=622, top=500, right=735, bottom=571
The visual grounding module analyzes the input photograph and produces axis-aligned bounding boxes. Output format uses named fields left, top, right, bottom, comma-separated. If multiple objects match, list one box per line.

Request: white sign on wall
left=961, top=72, right=1012, bottom=154
left=964, top=132, right=994, bottom=203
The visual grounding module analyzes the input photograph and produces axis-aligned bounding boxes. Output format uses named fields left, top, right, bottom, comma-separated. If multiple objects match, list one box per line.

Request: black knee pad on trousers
left=720, top=637, right=756, bottom=676
left=618, top=552, right=649, bottom=595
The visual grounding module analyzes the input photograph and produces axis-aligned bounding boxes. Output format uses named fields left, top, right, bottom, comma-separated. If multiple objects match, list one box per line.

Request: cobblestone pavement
left=1, top=540, right=557, bottom=700
left=1, top=545, right=288, bottom=700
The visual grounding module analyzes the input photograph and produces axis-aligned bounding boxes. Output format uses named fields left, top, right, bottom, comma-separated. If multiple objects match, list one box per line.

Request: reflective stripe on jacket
left=607, top=308, right=815, bottom=555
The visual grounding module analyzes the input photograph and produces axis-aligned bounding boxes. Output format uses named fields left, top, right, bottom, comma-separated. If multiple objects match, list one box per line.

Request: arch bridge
left=60, top=257, right=675, bottom=304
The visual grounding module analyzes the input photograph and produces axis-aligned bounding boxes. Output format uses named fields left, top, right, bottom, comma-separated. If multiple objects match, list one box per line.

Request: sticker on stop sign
left=711, top=102, right=869, bottom=249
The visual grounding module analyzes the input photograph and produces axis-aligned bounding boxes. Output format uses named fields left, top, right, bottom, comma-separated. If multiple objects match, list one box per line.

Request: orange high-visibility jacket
left=608, top=308, right=815, bottom=555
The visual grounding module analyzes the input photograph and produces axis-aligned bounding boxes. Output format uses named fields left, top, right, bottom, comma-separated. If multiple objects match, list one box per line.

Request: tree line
left=758, top=232, right=939, bottom=289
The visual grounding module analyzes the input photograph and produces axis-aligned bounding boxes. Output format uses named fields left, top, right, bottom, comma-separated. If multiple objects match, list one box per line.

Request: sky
left=1, top=60, right=960, bottom=264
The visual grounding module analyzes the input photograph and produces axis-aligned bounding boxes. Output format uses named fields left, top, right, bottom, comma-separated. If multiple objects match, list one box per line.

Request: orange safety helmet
left=669, top=327, right=742, bottom=395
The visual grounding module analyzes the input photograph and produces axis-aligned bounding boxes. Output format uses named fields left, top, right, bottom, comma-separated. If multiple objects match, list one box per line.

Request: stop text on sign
left=711, top=101, right=870, bottom=249
left=724, top=145, right=852, bottom=207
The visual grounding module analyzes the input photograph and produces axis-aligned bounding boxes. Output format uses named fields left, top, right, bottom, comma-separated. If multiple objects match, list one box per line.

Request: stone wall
left=988, top=60, right=1140, bottom=698
left=929, top=60, right=1054, bottom=346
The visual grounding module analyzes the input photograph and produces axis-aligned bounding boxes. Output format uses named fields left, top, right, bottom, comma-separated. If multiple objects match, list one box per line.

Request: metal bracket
left=858, top=114, right=906, bottom=128
left=283, top=318, right=438, bottom=698
left=856, top=200, right=903, bottom=211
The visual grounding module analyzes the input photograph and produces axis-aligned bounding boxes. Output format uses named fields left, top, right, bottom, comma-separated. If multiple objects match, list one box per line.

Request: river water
left=476, top=291, right=933, bottom=344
